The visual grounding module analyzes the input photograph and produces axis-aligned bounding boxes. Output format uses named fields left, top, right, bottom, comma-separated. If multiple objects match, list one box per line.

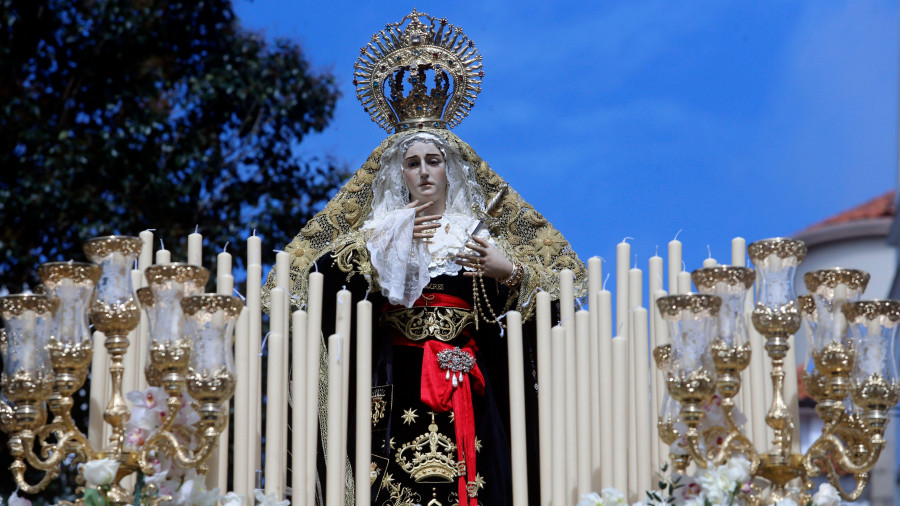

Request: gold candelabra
left=654, top=237, right=897, bottom=505
left=0, top=236, right=241, bottom=505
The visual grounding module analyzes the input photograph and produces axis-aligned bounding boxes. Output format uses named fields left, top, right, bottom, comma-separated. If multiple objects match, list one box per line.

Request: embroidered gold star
left=474, top=473, right=485, bottom=490
left=402, top=408, right=419, bottom=425
left=474, top=437, right=482, bottom=453
left=389, top=437, right=396, bottom=450
left=381, top=472, right=395, bottom=490
left=449, top=411, right=455, bottom=424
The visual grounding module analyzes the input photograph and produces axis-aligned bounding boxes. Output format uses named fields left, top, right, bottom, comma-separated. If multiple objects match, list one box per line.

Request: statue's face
left=403, top=141, right=447, bottom=212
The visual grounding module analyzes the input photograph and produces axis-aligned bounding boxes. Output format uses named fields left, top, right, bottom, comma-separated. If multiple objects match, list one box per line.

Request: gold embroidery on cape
left=381, top=306, right=474, bottom=342
left=261, top=128, right=587, bottom=320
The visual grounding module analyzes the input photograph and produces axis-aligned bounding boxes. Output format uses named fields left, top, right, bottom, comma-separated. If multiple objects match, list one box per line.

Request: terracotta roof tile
left=803, top=190, right=895, bottom=232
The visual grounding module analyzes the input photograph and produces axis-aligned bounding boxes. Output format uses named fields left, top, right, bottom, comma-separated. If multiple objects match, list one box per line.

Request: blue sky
left=235, top=1, right=898, bottom=293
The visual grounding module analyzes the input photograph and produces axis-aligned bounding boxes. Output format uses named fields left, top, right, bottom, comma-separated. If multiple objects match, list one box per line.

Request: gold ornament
left=354, top=9, right=483, bottom=133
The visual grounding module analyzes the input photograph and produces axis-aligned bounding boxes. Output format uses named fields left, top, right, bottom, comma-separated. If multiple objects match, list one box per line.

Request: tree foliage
left=0, top=0, right=345, bottom=500
left=0, top=0, right=347, bottom=292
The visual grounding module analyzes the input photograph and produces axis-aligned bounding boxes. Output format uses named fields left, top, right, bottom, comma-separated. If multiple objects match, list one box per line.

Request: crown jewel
left=354, top=9, right=484, bottom=133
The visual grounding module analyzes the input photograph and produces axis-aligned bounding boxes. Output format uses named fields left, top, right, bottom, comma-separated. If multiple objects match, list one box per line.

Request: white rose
left=83, top=458, right=121, bottom=487
left=220, top=492, right=246, bottom=506
left=253, top=489, right=290, bottom=506
left=812, top=483, right=840, bottom=506
left=8, top=490, right=32, bottom=506
left=577, top=492, right=603, bottom=506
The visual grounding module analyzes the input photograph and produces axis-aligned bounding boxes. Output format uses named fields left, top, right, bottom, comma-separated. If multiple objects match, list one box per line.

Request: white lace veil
left=361, top=131, right=488, bottom=306
left=364, top=131, right=487, bottom=223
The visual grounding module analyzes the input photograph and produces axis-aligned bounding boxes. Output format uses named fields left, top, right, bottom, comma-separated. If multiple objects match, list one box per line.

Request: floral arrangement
left=578, top=456, right=842, bottom=506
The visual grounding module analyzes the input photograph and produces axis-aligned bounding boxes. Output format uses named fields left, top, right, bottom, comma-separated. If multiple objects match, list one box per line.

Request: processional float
left=2, top=9, right=898, bottom=506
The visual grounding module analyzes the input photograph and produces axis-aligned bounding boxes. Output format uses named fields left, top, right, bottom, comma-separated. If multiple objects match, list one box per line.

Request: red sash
left=421, top=339, right=484, bottom=506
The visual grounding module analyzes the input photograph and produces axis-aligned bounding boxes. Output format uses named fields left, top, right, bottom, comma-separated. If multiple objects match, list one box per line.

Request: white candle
left=336, top=289, right=352, bottom=490
left=668, top=238, right=682, bottom=294
left=88, top=330, right=108, bottom=451
left=536, top=291, right=553, bottom=506
left=652, top=288, right=669, bottom=469
left=139, top=230, right=154, bottom=279
left=648, top=254, right=664, bottom=474
left=632, top=308, right=652, bottom=496
left=559, top=269, right=577, bottom=500
left=188, top=231, right=203, bottom=266
left=703, top=257, right=717, bottom=268
left=355, top=301, right=372, bottom=506
left=217, top=274, right=234, bottom=297
left=587, top=257, right=602, bottom=490
left=551, top=325, right=567, bottom=506
left=276, top=252, right=291, bottom=489
left=628, top=267, right=642, bottom=311
left=597, top=289, right=613, bottom=489
left=506, top=311, right=528, bottom=505
left=565, top=314, right=578, bottom=505
left=616, top=241, right=630, bottom=338
left=218, top=250, right=233, bottom=279
left=611, top=336, right=629, bottom=496
left=246, top=264, right=263, bottom=486
left=155, top=248, right=171, bottom=265
left=574, top=310, right=592, bottom=496
left=304, top=272, right=324, bottom=505
left=248, top=234, right=262, bottom=266
left=292, top=310, right=309, bottom=503
left=731, top=237, right=746, bottom=267
left=264, top=330, right=286, bottom=499
left=677, top=271, right=692, bottom=295
left=325, top=333, right=345, bottom=506
left=233, top=307, right=251, bottom=496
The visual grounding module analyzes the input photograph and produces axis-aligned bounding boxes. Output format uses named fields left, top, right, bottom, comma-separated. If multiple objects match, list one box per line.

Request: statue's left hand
left=456, top=236, right=515, bottom=280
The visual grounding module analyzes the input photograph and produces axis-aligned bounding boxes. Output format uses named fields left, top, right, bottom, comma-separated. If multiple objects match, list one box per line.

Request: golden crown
left=395, top=415, right=460, bottom=483
left=354, top=9, right=484, bottom=133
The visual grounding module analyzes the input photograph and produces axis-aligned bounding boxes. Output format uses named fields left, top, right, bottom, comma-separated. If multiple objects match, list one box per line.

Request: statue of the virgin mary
left=264, top=10, right=586, bottom=505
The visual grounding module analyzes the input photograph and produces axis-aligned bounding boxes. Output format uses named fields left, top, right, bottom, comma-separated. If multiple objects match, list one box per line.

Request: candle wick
left=144, top=228, right=156, bottom=232
left=364, top=274, right=372, bottom=300
left=159, top=238, right=165, bottom=250
left=223, top=242, right=229, bottom=253
left=300, top=302, right=308, bottom=311
left=313, top=260, right=319, bottom=273
left=252, top=228, right=257, bottom=237
left=495, top=311, right=511, bottom=337
left=575, top=296, right=586, bottom=311
left=673, top=229, right=683, bottom=241
left=260, top=331, right=272, bottom=357
left=707, top=245, right=712, bottom=259
left=682, top=260, right=687, bottom=272
left=655, top=245, right=659, bottom=256
left=194, top=224, right=199, bottom=234
left=522, top=287, right=539, bottom=308
left=633, top=254, right=638, bottom=269
left=621, top=236, right=633, bottom=244
left=602, top=273, right=610, bottom=291
left=232, top=287, right=246, bottom=302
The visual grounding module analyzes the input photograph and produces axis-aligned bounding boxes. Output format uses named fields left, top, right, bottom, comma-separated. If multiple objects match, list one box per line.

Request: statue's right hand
left=407, top=200, right=442, bottom=239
